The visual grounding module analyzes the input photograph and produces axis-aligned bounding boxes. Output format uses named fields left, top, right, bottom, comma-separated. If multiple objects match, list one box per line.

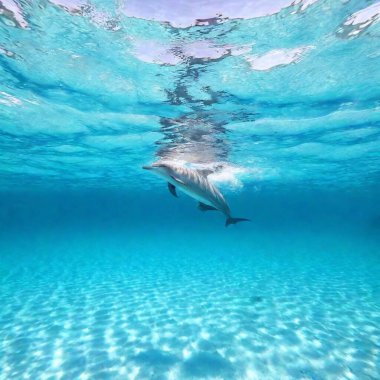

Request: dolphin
left=143, top=162, right=250, bottom=227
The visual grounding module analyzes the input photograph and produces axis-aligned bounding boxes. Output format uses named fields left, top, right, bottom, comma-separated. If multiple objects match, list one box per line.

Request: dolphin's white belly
left=168, top=178, right=215, bottom=207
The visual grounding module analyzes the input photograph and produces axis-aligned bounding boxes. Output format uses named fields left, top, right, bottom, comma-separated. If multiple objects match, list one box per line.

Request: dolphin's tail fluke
left=225, top=217, right=250, bottom=227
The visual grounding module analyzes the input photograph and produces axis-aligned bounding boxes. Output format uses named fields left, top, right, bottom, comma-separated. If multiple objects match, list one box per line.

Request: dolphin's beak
left=142, top=165, right=152, bottom=170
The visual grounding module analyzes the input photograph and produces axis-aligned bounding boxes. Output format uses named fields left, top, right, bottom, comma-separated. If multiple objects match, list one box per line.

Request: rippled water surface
left=1, top=0, right=380, bottom=379
left=1, top=0, right=379, bottom=187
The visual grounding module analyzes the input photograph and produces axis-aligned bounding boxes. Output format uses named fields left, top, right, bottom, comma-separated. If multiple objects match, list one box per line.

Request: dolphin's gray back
left=168, top=164, right=230, bottom=215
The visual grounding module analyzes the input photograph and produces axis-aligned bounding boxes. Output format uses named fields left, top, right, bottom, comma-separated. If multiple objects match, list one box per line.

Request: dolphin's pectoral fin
left=168, top=182, right=178, bottom=198
left=198, top=202, right=217, bottom=212
left=170, top=175, right=185, bottom=185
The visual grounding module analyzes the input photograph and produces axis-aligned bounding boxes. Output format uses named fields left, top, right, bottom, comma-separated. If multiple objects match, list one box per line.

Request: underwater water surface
left=1, top=0, right=380, bottom=379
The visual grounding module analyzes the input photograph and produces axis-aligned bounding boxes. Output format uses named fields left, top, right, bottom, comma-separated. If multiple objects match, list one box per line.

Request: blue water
left=1, top=0, right=380, bottom=379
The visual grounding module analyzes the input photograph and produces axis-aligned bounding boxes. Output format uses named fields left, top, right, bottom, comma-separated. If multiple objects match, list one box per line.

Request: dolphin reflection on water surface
left=143, top=27, right=252, bottom=227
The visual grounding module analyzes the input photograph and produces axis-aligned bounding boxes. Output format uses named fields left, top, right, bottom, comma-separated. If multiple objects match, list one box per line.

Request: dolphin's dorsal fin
left=198, top=202, right=217, bottom=211
left=168, top=183, right=178, bottom=198
left=197, top=169, right=213, bottom=177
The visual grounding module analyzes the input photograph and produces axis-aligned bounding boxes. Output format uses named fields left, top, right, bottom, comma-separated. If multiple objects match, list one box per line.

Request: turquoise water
left=1, top=0, right=380, bottom=379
